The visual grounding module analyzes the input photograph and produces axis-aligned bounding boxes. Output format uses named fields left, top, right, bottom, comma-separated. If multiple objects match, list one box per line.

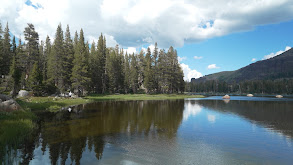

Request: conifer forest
left=0, top=23, right=185, bottom=97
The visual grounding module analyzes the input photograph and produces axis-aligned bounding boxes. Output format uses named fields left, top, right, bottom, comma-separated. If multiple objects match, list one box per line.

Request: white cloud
left=193, top=56, right=203, bottom=60
left=263, top=46, right=291, bottom=60
left=251, top=58, right=257, bottom=62
left=1, top=0, right=293, bottom=47
left=180, top=63, right=203, bottom=81
left=125, top=47, right=137, bottom=55
left=207, top=64, right=220, bottom=69
left=178, top=56, right=187, bottom=62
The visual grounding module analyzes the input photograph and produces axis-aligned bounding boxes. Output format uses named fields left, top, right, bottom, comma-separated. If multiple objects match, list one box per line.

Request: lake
left=1, top=96, right=293, bottom=164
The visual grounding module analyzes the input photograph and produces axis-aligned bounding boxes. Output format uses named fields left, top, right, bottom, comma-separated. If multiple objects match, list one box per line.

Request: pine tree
left=157, top=49, right=169, bottom=93
left=64, top=25, right=74, bottom=91
left=47, top=24, right=66, bottom=92
left=96, top=34, right=107, bottom=93
left=117, top=48, right=124, bottom=92
left=89, top=40, right=96, bottom=93
left=2, top=22, right=12, bottom=75
left=124, top=51, right=130, bottom=93
left=130, top=53, right=139, bottom=93
left=105, top=48, right=116, bottom=93
left=9, top=56, right=21, bottom=97
left=137, top=50, right=145, bottom=89
left=23, top=23, right=39, bottom=74
left=29, top=62, right=43, bottom=96
left=12, top=36, right=16, bottom=58
left=16, top=39, right=27, bottom=89
left=71, top=29, right=90, bottom=96
left=0, top=22, right=3, bottom=76
left=144, top=47, right=154, bottom=93
left=152, top=42, right=159, bottom=92
left=43, top=36, right=51, bottom=82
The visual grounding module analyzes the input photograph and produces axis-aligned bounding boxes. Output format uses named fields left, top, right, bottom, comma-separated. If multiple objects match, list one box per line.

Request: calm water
left=2, top=96, right=293, bottom=164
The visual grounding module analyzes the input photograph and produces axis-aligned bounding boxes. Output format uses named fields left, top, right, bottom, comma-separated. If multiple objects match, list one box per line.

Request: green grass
left=15, top=94, right=204, bottom=111
left=0, top=110, right=36, bottom=161
left=16, top=97, right=91, bottom=111
left=86, top=94, right=204, bottom=101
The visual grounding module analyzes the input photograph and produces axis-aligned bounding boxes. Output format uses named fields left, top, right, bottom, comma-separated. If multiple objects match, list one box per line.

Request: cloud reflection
left=207, top=114, right=216, bottom=123
left=183, top=101, right=202, bottom=121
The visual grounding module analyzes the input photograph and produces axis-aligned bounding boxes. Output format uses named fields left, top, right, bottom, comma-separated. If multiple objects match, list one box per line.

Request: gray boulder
left=18, top=90, right=29, bottom=98
left=0, top=94, right=21, bottom=112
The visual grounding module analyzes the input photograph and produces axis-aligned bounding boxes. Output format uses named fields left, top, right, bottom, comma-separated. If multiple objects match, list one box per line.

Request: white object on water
left=247, top=94, right=253, bottom=97
left=276, top=95, right=283, bottom=98
left=68, top=107, right=72, bottom=112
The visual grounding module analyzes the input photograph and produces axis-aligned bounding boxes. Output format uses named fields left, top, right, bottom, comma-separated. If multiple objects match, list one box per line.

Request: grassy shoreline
left=16, top=94, right=204, bottom=111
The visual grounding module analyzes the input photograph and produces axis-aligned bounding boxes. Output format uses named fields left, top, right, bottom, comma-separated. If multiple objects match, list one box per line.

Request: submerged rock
left=247, top=94, right=254, bottom=97
left=222, top=94, right=230, bottom=99
left=276, top=95, right=283, bottom=98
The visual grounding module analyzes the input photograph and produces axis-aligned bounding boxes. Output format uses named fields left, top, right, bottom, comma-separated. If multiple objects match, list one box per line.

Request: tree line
left=0, top=22, right=184, bottom=97
left=186, top=79, right=293, bottom=95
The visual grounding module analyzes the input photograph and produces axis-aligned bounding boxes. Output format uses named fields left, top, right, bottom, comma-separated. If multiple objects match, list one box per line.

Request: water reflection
left=1, top=100, right=185, bottom=164
left=192, top=98, right=293, bottom=138
left=183, top=101, right=202, bottom=121
left=1, top=98, right=293, bottom=164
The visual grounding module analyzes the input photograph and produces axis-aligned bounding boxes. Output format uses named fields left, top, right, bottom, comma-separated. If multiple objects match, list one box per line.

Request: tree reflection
left=1, top=100, right=185, bottom=164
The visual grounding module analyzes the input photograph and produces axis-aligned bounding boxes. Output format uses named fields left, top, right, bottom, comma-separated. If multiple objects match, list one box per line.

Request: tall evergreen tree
left=0, top=22, right=3, bottom=76
left=143, top=47, right=154, bottom=93
left=130, top=53, right=139, bottom=93
left=29, top=62, right=43, bottom=96
left=105, top=48, right=116, bottom=93
left=2, top=22, right=12, bottom=75
left=47, top=24, right=66, bottom=92
left=124, top=51, right=130, bottom=93
left=16, top=39, right=28, bottom=89
left=64, top=25, right=74, bottom=90
left=43, top=36, right=51, bottom=82
left=152, top=42, right=159, bottom=92
left=89, top=40, right=97, bottom=93
left=9, top=56, right=21, bottom=97
left=137, top=50, right=145, bottom=89
left=12, top=36, right=16, bottom=58
left=23, top=23, right=39, bottom=74
left=96, top=34, right=107, bottom=93
left=71, top=29, right=90, bottom=96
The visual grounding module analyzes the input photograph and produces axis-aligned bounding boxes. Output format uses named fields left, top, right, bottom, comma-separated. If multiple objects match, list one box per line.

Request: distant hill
left=195, top=48, right=293, bottom=83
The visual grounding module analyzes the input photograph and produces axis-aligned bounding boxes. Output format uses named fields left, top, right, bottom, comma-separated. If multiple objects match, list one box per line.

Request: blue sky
left=1, top=0, right=293, bottom=81
left=177, top=20, right=293, bottom=77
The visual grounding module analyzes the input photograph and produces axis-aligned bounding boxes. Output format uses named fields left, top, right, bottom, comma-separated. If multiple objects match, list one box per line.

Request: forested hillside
left=0, top=22, right=184, bottom=96
left=188, top=48, right=293, bottom=94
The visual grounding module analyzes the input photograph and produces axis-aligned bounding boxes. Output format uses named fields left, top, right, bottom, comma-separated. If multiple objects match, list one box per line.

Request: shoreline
left=16, top=94, right=205, bottom=111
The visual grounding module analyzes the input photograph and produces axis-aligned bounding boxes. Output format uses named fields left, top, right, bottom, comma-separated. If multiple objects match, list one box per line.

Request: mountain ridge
left=194, top=48, right=293, bottom=83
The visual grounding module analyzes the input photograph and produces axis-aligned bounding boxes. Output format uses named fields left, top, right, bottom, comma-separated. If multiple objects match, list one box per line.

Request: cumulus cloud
left=124, top=47, right=137, bottom=55
left=207, top=64, right=220, bottom=69
left=178, top=56, right=187, bottom=62
left=251, top=58, right=257, bottom=62
left=263, top=46, right=291, bottom=60
left=194, top=56, right=203, bottom=60
left=1, top=0, right=293, bottom=48
left=180, top=63, right=203, bottom=81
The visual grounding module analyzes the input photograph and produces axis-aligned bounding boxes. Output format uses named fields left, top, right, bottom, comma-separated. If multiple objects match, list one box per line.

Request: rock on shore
left=0, top=94, right=21, bottom=112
